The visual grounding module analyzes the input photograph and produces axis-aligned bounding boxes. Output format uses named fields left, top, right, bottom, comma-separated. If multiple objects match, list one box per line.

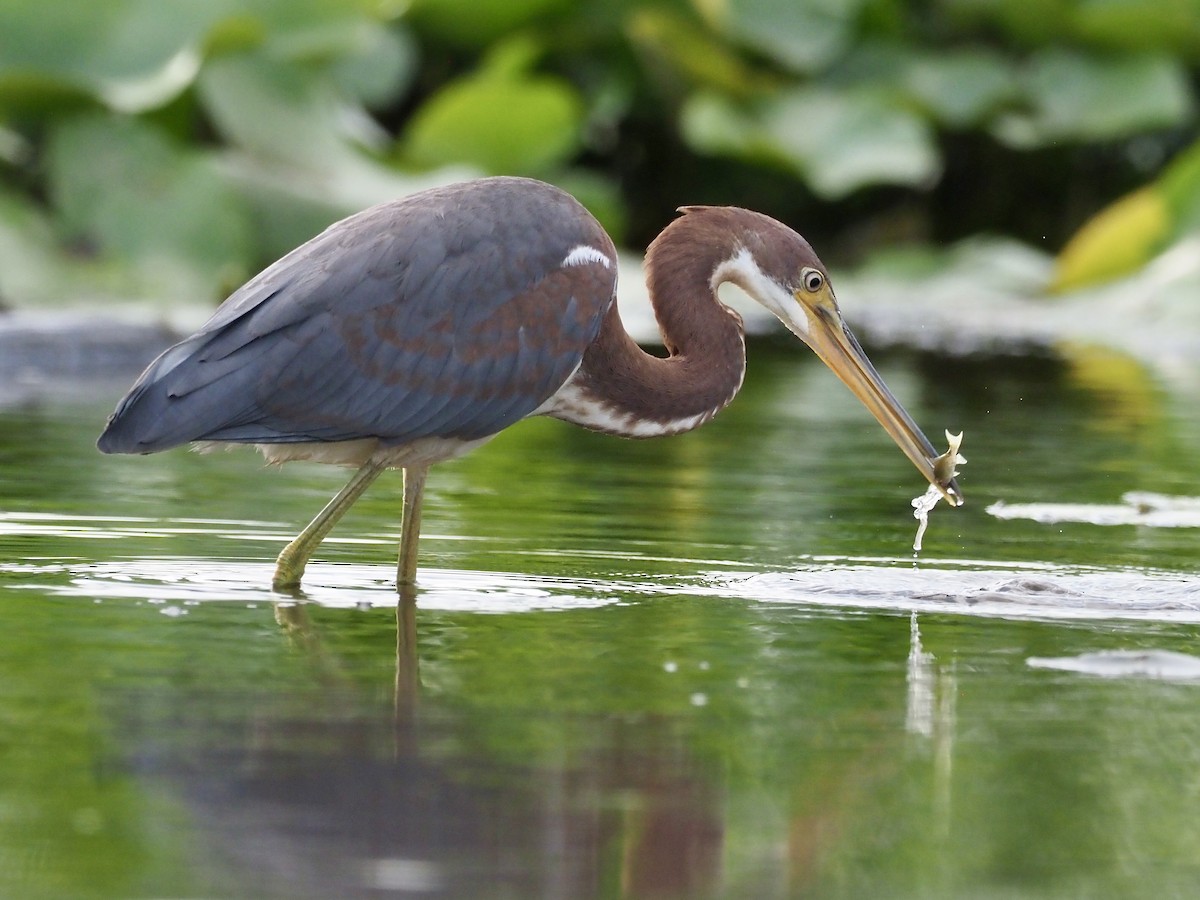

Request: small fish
left=933, top=430, right=966, bottom=486
left=913, top=431, right=966, bottom=552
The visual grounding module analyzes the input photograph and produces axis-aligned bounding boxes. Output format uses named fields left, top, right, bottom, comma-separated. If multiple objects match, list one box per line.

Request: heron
left=98, top=176, right=962, bottom=590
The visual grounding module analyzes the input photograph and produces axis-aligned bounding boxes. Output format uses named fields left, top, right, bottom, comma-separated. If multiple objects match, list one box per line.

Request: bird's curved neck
left=545, top=218, right=747, bottom=438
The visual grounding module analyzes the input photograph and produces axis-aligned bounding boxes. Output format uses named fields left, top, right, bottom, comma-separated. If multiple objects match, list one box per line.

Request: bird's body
left=101, top=179, right=620, bottom=464
left=99, top=176, right=960, bottom=589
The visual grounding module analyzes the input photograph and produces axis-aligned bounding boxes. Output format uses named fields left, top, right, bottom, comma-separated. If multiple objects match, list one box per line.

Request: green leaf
left=693, top=0, right=867, bottom=73
left=0, top=1, right=206, bottom=81
left=47, top=114, right=253, bottom=299
left=1072, top=0, right=1200, bottom=57
left=832, top=43, right=1019, bottom=128
left=407, top=0, right=570, bottom=46
left=1159, top=141, right=1200, bottom=234
left=0, top=72, right=98, bottom=120
left=199, top=54, right=369, bottom=166
left=768, top=89, right=939, bottom=197
left=939, top=0, right=1074, bottom=46
left=402, top=42, right=584, bottom=175
left=200, top=48, right=474, bottom=261
left=683, top=87, right=939, bottom=198
left=0, top=0, right=226, bottom=114
left=993, top=50, right=1193, bottom=147
left=627, top=8, right=778, bottom=97
left=327, top=23, right=416, bottom=108
left=680, top=92, right=766, bottom=160
left=0, top=187, right=61, bottom=305
left=0, top=1, right=401, bottom=116
left=900, top=49, right=1020, bottom=128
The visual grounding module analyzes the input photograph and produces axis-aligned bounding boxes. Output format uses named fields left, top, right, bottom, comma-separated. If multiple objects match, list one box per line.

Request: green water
left=2, top=344, right=1199, bottom=898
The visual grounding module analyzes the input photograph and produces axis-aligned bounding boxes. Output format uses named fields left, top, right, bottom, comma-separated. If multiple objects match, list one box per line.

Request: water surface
left=1, top=345, right=1198, bottom=898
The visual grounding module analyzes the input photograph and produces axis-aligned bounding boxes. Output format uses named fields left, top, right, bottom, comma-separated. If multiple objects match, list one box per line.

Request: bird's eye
left=801, top=268, right=824, bottom=292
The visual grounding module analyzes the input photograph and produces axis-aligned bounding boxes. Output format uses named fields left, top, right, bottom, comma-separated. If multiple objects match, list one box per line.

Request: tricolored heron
left=99, top=176, right=962, bottom=590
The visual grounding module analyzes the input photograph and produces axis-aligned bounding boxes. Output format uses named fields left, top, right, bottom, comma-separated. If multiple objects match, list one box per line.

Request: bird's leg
left=273, top=458, right=387, bottom=590
left=397, top=465, right=428, bottom=589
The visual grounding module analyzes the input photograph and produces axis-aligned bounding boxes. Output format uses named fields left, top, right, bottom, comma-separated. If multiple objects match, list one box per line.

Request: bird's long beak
left=788, top=298, right=964, bottom=507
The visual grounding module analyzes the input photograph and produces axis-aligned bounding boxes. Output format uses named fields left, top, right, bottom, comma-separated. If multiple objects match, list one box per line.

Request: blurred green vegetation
left=0, top=0, right=1198, bottom=308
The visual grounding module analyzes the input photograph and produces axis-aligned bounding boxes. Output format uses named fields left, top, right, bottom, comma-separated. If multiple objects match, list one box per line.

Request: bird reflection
left=273, top=586, right=420, bottom=729
left=393, top=587, right=420, bottom=726
left=252, top=592, right=723, bottom=898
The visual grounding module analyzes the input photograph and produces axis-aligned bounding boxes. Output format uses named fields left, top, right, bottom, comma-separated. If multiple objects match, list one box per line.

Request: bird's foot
left=272, top=544, right=308, bottom=592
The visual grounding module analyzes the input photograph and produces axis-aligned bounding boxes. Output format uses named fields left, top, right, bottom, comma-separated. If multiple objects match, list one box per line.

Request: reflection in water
left=905, top=613, right=935, bottom=739
left=906, top=614, right=956, bottom=842
left=988, top=491, right=1200, bottom=527
left=135, top=592, right=727, bottom=898
left=1027, top=649, right=1200, bottom=681
left=3, top=552, right=1199, bottom=895
left=394, top=589, right=420, bottom=725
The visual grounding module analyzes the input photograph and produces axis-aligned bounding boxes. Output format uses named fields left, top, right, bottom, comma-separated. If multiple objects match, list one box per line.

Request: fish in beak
left=787, top=277, right=964, bottom=507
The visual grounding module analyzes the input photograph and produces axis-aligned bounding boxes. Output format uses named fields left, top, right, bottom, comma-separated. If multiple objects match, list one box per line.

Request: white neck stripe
left=711, top=247, right=807, bottom=336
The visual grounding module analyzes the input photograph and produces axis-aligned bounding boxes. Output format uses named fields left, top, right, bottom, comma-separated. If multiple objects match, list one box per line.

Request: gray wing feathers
left=98, top=178, right=616, bottom=454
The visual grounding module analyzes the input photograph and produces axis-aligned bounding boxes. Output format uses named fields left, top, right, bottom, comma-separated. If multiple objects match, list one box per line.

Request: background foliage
left=0, top=0, right=1198, bottom=308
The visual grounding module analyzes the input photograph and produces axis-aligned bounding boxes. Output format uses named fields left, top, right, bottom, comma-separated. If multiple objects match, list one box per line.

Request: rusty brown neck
left=562, top=211, right=749, bottom=437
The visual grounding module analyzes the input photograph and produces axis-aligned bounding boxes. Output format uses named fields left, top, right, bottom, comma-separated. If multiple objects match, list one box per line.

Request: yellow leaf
left=1051, top=187, right=1169, bottom=292
left=1057, top=342, right=1160, bottom=433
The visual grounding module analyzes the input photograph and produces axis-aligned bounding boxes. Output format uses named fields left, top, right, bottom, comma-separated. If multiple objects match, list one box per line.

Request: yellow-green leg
left=397, top=465, right=428, bottom=588
left=273, top=458, right=387, bottom=590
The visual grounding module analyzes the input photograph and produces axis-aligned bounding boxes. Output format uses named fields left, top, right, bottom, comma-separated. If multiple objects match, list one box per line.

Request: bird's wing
left=98, top=193, right=617, bottom=452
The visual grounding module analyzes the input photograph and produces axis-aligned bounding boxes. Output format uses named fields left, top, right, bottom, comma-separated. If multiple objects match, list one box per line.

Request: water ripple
left=9, top=559, right=627, bottom=614
left=2, top=553, right=1195, bottom=624
left=697, top=561, right=1200, bottom=623
left=987, top=492, right=1200, bottom=528
left=2, top=511, right=1197, bottom=622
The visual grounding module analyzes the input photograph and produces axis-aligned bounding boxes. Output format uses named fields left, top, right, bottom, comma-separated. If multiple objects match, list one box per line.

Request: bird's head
left=694, top=206, right=964, bottom=508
